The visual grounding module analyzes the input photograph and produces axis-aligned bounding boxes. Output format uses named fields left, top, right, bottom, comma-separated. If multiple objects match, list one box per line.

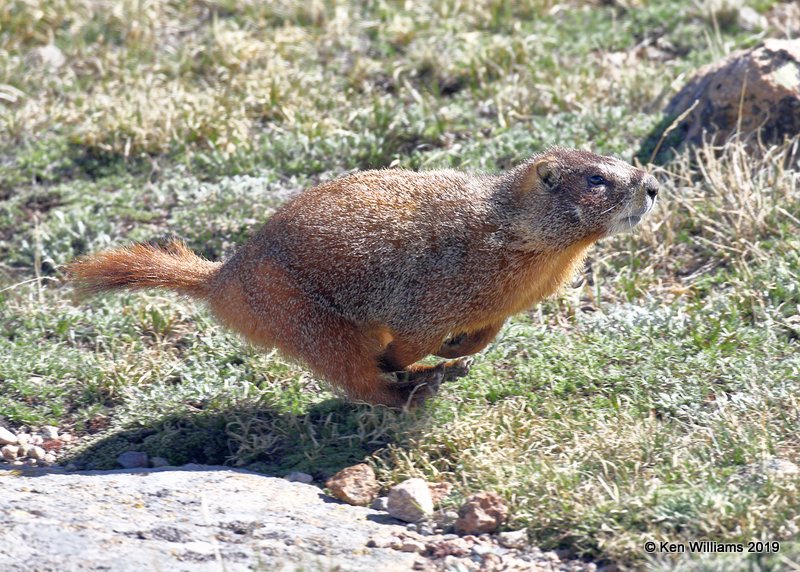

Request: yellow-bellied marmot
left=68, top=148, right=658, bottom=407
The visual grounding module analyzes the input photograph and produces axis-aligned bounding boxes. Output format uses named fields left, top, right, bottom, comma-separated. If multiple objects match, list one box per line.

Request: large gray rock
left=0, top=464, right=419, bottom=571
left=640, top=39, right=800, bottom=163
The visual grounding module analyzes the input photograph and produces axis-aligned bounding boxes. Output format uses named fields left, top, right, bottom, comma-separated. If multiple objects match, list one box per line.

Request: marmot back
left=69, top=148, right=658, bottom=408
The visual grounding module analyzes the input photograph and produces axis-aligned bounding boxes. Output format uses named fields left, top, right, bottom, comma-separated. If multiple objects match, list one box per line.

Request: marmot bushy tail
left=68, top=240, right=220, bottom=299
left=68, top=148, right=658, bottom=408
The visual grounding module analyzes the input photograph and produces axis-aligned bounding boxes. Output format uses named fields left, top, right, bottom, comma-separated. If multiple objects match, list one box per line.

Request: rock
left=16, top=433, right=30, bottom=445
left=640, top=39, right=800, bottom=163
left=0, top=426, right=18, bottom=445
left=497, top=529, right=529, bottom=549
left=149, top=457, right=171, bottom=468
left=1, top=444, right=20, bottom=461
left=371, top=497, right=389, bottom=511
left=0, top=465, right=423, bottom=571
left=28, top=446, right=47, bottom=461
left=30, top=435, right=44, bottom=445
left=41, top=426, right=59, bottom=440
left=59, top=433, right=72, bottom=443
left=117, top=451, right=149, bottom=469
left=738, top=457, right=800, bottom=483
left=738, top=6, right=767, bottom=31
left=429, top=482, right=453, bottom=506
left=18, top=445, right=32, bottom=458
left=42, top=453, right=57, bottom=466
left=454, top=492, right=508, bottom=535
left=768, top=2, right=800, bottom=37
left=284, top=471, right=313, bottom=484
left=387, top=478, right=434, bottom=522
left=325, top=464, right=380, bottom=506
left=26, top=44, right=66, bottom=70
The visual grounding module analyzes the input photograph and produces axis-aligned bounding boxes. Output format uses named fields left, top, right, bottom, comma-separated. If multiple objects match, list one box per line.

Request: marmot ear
left=535, top=159, right=561, bottom=190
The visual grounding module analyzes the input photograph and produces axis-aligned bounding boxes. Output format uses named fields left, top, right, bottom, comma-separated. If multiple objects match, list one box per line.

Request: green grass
left=1, top=1, right=799, bottom=570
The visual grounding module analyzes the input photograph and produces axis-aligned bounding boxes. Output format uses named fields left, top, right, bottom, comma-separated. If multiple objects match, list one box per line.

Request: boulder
left=640, top=39, right=800, bottom=163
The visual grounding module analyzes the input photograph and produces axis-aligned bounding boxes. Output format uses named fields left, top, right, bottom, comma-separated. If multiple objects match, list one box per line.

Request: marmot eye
left=588, top=175, right=607, bottom=186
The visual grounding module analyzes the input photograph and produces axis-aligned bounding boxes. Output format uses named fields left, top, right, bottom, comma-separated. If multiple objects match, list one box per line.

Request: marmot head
left=507, top=148, right=658, bottom=250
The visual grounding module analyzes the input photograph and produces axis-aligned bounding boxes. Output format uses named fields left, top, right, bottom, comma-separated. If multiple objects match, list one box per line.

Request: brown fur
left=67, top=148, right=658, bottom=408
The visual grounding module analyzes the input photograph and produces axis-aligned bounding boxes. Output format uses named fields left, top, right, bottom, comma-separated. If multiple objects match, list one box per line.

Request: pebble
left=18, top=444, right=32, bottom=458
left=325, top=464, right=380, bottom=506
left=1, top=444, right=20, bottom=461
left=43, top=453, right=57, bottom=466
left=30, top=435, right=44, bottom=445
left=454, top=492, right=508, bottom=535
left=117, top=451, right=149, bottom=469
left=387, top=478, right=434, bottom=523
left=16, top=433, right=30, bottom=445
left=497, top=529, right=529, bottom=549
left=284, top=471, right=313, bottom=484
left=41, top=426, right=59, bottom=440
left=59, top=433, right=72, bottom=443
left=0, top=427, right=18, bottom=445
left=29, top=446, right=47, bottom=461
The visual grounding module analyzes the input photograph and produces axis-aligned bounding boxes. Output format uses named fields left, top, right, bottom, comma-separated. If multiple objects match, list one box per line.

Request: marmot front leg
left=434, top=321, right=505, bottom=359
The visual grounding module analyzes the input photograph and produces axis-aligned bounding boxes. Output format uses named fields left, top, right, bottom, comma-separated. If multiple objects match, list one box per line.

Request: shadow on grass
left=60, top=397, right=417, bottom=479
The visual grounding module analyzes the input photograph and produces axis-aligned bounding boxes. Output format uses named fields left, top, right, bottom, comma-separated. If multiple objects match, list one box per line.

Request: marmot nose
left=643, top=175, right=659, bottom=200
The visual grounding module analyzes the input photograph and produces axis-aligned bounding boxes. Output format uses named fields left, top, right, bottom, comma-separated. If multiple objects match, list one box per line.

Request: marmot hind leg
left=379, top=337, right=474, bottom=387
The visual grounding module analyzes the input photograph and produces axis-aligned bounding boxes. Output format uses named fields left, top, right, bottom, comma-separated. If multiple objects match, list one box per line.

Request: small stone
left=16, top=433, right=30, bottom=445
left=40, top=426, right=59, bottom=440
left=0, top=427, right=18, bottom=445
left=150, top=457, right=171, bottom=468
left=738, top=6, right=767, bottom=30
left=116, top=451, right=149, bottom=469
left=387, top=478, right=434, bottom=523
left=284, top=471, right=313, bottom=484
left=2, top=444, right=20, bottom=461
left=371, top=497, right=389, bottom=511
left=11, top=460, right=24, bottom=466
left=454, top=492, right=509, bottom=535
left=406, top=523, right=418, bottom=532
left=30, top=435, right=43, bottom=445
left=429, top=482, right=453, bottom=506
left=42, top=453, right=57, bottom=466
left=417, top=522, right=435, bottom=536
left=27, top=44, right=66, bottom=70
left=399, top=539, right=426, bottom=554
left=59, top=433, right=72, bottom=443
left=497, top=529, right=529, bottom=549
left=471, top=544, right=492, bottom=556
left=25, top=458, right=38, bottom=467
left=325, top=464, right=380, bottom=506
left=28, top=446, right=46, bottom=461
left=18, top=445, right=32, bottom=458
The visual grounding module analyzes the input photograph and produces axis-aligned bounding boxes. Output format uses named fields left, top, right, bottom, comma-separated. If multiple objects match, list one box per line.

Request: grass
left=1, top=0, right=799, bottom=570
